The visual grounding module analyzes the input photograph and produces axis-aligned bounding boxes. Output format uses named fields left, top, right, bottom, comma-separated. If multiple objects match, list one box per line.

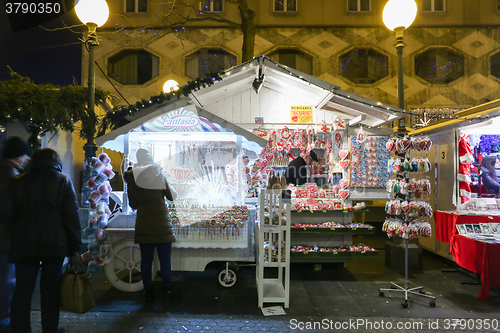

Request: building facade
left=87, top=0, right=500, bottom=128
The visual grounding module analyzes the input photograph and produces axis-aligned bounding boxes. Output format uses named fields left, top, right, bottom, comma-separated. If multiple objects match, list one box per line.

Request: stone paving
left=29, top=312, right=500, bottom=333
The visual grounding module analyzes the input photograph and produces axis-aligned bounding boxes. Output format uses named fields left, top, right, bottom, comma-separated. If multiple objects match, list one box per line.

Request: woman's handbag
left=60, top=255, right=95, bottom=314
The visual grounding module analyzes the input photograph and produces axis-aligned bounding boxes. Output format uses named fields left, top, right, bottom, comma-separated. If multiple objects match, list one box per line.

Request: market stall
left=94, top=56, right=407, bottom=297
left=96, top=105, right=265, bottom=291
left=409, top=100, right=500, bottom=300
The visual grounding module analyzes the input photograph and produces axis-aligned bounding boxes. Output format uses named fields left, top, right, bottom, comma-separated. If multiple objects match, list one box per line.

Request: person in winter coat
left=124, top=148, right=178, bottom=304
left=3, top=148, right=81, bottom=333
left=0, top=137, right=31, bottom=332
left=285, top=150, right=319, bottom=185
left=480, top=155, right=500, bottom=196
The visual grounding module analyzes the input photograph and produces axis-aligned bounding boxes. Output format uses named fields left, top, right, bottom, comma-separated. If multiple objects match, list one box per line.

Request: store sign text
left=161, top=115, right=201, bottom=127
left=290, top=106, right=313, bottom=124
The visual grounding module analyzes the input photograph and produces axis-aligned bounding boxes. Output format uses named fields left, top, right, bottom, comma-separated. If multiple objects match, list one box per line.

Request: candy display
left=81, top=153, right=116, bottom=273
left=169, top=204, right=249, bottom=240
left=292, top=222, right=373, bottom=229
left=382, top=218, right=432, bottom=239
left=291, top=244, right=376, bottom=253
left=350, top=135, right=391, bottom=188
left=383, top=135, right=434, bottom=236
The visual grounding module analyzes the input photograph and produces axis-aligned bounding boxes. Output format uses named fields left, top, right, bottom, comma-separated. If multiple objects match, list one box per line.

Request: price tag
left=303, top=227, right=307, bottom=230
left=261, top=224, right=281, bottom=233
left=361, top=251, right=366, bottom=254
left=352, top=228, right=357, bottom=230
left=333, top=252, right=338, bottom=255
left=330, top=227, right=335, bottom=230
left=368, top=227, right=373, bottom=230
left=297, top=210, right=302, bottom=213
left=322, top=210, right=327, bottom=213
left=304, top=251, right=308, bottom=254
left=309, top=210, right=314, bottom=213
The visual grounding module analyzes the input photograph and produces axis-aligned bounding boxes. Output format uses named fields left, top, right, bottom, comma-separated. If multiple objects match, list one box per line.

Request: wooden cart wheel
left=104, top=239, right=158, bottom=292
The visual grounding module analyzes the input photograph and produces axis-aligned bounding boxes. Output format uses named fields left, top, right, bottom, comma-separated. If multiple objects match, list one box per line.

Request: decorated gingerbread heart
left=339, top=160, right=350, bottom=170
left=339, top=149, right=349, bottom=160
left=338, top=189, right=349, bottom=200
left=339, top=179, right=350, bottom=189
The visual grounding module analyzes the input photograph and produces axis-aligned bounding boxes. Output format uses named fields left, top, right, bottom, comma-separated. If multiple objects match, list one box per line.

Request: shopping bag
left=60, top=256, right=95, bottom=314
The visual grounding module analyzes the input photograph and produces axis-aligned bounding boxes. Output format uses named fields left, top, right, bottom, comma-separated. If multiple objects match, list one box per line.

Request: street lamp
left=75, top=0, right=109, bottom=206
left=382, top=0, right=417, bottom=134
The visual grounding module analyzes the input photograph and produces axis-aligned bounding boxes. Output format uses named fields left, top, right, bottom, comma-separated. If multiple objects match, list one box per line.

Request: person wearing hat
left=0, top=136, right=31, bottom=332
left=285, top=150, right=319, bottom=186
left=124, top=148, right=179, bottom=305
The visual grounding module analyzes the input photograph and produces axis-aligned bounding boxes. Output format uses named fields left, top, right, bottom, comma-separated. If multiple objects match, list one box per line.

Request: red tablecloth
left=434, top=211, right=500, bottom=244
left=450, top=235, right=500, bottom=301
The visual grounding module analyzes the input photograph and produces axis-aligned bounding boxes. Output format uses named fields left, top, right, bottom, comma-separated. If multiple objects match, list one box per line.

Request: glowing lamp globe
left=382, top=0, right=417, bottom=31
left=75, top=0, right=110, bottom=27
left=163, top=80, right=180, bottom=93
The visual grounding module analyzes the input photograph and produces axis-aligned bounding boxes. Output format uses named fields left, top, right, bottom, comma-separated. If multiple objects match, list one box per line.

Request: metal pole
left=82, top=23, right=99, bottom=207
left=395, top=27, right=406, bottom=135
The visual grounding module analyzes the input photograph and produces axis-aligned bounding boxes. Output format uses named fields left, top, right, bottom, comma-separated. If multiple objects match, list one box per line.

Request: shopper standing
left=0, top=136, right=32, bottom=332
left=3, top=148, right=81, bottom=333
left=124, top=148, right=178, bottom=304
left=285, top=150, right=319, bottom=185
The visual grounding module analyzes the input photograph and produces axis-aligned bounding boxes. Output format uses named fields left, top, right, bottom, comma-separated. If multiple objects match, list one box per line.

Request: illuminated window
left=274, top=0, right=297, bottom=12
left=339, top=48, right=388, bottom=84
left=347, top=0, right=370, bottom=12
left=415, top=48, right=463, bottom=84
left=125, top=0, right=147, bottom=13
left=422, top=0, right=445, bottom=12
left=108, top=50, right=159, bottom=85
left=185, top=49, right=237, bottom=79
left=267, top=49, right=312, bottom=75
left=200, top=0, right=223, bottom=12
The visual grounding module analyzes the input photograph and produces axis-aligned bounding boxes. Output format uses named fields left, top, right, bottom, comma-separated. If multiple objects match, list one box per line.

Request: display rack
left=256, top=189, right=291, bottom=308
left=378, top=136, right=436, bottom=308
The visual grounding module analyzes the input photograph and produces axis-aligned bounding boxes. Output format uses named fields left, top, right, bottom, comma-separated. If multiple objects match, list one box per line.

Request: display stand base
left=379, top=238, right=436, bottom=308
left=379, top=282, right=436, bottom=308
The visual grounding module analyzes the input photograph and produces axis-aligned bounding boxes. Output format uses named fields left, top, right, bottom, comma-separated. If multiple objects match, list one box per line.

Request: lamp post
left=75, top=0, right=109, bottom=206
left=382, top=0, right=417, bottom=134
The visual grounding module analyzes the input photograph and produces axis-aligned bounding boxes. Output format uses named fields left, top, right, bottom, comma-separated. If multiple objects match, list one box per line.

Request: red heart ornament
left=338, top=189, right=349, bottom=199
left=339, top=149, right=349, bottom=160
left=386, top=139, right=395, bottom=152
left=339, top=179, right=350, bottom=189
left=339, top=160, right=350, bottom=170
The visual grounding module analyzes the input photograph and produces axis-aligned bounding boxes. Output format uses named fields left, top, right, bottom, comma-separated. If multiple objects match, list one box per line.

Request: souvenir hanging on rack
left=332, top=117, right=346, bottom=131
left=356, top=127, right=366, bottom=143
left=339, top=148, right=349, bottom=160
left=334, top=131, right=343, bottom=148
left=293, top=128, right=303, bottom=148
left=315, top=122, right=331, bottom=134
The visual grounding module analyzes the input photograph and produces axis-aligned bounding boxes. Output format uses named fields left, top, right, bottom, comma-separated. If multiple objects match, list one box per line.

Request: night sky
left=0, top=0, right=82, bottom=86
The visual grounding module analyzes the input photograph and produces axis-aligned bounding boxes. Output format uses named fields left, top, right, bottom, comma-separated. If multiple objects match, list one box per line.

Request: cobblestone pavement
left=29, top=312, right=500, bottom=333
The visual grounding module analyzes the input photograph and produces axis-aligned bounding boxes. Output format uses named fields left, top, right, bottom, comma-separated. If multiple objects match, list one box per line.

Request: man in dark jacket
left=3, top=148, right=81, bottom=333
left=0, top=136, right=31, bottom=332
left=285, top=150, right=319, bottom=185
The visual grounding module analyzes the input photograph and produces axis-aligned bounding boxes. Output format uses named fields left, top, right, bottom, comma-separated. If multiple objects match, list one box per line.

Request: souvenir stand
left=258, top=125, right=394, bottom=265
left=95, top=56, right=408, bottom=304
left=378, top=135, right=435, bottom=308
left=408, top=100, right=500, bottom=301
left=95, top=105, right=266, bottom=291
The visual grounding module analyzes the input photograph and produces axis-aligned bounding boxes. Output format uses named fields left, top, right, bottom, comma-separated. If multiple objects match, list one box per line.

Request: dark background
left=0, top=0, right=82, bottom=86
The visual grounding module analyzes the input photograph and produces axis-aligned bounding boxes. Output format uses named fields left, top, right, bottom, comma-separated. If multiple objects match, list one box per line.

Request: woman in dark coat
left=5, top=148, right=81, bottom=333
left=124, top=148, right=178, bottom=304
